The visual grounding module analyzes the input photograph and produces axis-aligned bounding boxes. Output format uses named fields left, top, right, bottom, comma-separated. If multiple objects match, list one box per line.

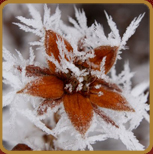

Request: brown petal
left=37, top=99, right=62, bottom=115
left=90, top=86, right=134, bottom=112
left=92, top=104, right=119, bottom=128
left=12, top=144, right=32, bottom=151
left=91, top=79, right=122, bottom=93
left=17, top=65, right=52, bottom=77
left=87, top=46, right=118, bottom=74
left=45, top=30, right=73, bottom=74
left=63, top=93, right=93, bottom=135
left=25, top=65, right=52, bottom=77
left=17, top=76, right=64, bottom=99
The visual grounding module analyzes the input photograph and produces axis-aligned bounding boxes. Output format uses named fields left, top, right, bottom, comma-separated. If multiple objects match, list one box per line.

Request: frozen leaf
left=86, top=46, right=118, bottom=74
left=24, top=65, right=52, bottom=77
left=90, top=85, right=134, bottom=112
left=17, top=76, right=64, bottom=99
left=45, top=30, right=73, bottom=74
left=92, top=104, right=119, bottom=128
left=37, top=99, right=62, bottom=115
left=92, top=79, right=122, bottom=92
left=63, top=93, right=93, bottom=135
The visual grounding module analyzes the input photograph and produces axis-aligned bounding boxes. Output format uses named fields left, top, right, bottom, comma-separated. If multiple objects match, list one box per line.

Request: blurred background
left=2, top=3, right=150, bottom=150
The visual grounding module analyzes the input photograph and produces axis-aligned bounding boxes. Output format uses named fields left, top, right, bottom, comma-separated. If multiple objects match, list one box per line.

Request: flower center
left=63, top=65, right=94, bottom=96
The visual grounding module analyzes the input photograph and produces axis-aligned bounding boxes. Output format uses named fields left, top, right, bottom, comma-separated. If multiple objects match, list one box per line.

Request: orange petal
left=45, top=30, right=73, bottom=74
left=63, top=93, right=93, bottom=135
left=91, top=79, right=122, bottom=93
left=37, top=99, right=62, bottom=115
left=90, top=85, right=134, bottom=112
left=92, top=104, right=119, bottom=128
left=25, top=65, right=52, bottom=77
left=17, top=65, right=52, bottom=77
left=17, top=76, right=64, bottom=99
left=87, top=46, right=118, bottom=74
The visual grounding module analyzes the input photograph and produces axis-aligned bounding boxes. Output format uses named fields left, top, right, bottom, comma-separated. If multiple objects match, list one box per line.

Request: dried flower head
left=3, top=4, right=149, bottom=151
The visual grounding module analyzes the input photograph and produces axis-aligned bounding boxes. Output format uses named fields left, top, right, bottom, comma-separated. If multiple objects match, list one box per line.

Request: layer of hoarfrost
left=3, top=4, right=149, bottom=151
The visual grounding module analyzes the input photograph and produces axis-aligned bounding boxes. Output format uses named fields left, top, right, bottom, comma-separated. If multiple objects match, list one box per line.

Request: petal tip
left=16, top=88, right=25, bottom=94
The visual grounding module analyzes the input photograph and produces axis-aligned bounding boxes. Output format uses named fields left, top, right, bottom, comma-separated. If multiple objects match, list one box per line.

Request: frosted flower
left=3, top=4, right=149, bottom=151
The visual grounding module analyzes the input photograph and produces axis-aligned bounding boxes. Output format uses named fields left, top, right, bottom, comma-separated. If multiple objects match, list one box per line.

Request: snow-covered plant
left=3, top=4, right=149, bottom=151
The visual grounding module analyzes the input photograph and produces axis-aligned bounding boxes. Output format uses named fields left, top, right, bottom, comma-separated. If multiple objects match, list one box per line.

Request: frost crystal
left=3, top=4, right=149, bottom=151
